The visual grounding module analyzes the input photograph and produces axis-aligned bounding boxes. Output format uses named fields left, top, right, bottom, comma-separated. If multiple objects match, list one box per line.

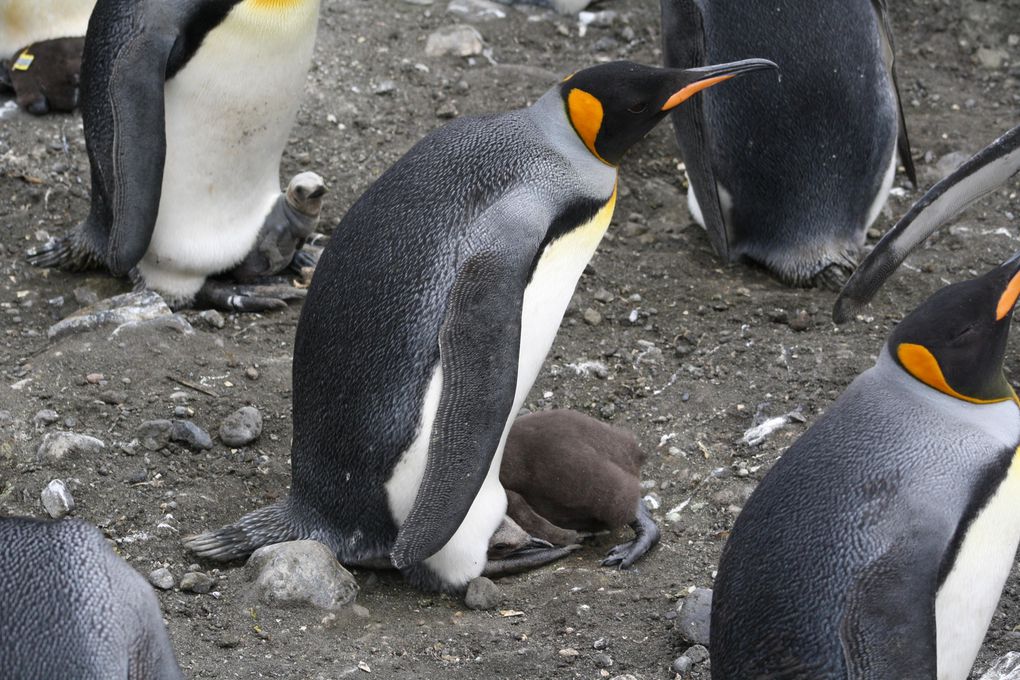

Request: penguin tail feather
left=183, top=501, right=301, bottom=562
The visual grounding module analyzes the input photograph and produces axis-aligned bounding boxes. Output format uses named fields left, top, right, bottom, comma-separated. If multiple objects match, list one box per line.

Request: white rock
left=425, top=25, right=484, bottom=57
left=40, top=480, right=74, bottom=518
left=246, top=541, right=358, bottom=611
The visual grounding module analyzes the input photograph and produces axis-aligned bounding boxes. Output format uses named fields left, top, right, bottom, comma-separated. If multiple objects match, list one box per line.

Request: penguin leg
left=601, top=500, right=660, bottom=569
left=195, top=278, right=307, bottom=312
left=483, top=541, right=581, bottom=578
left=288, top=245, right=321, bottom=273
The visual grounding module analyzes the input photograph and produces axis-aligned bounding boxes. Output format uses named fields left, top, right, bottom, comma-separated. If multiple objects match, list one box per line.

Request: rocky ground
left=1, top=0, right=1020, bottom=678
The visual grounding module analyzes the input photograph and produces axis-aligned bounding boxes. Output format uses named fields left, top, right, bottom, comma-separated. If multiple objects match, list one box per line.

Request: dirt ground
left=1, top=0, right=1019, bottom=678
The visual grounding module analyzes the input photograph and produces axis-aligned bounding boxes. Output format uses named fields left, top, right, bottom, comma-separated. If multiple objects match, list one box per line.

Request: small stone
left=559, top=648, right=580, bottom=659
left=219, top=406, right=263, bottom=447
left=36, top=432, right=105, bottom=462
left=33, top=409, right=59, bottom=427
left=672, top=656, right=693, bottom=674
left=583, top=308, right=603, bottom=326
left=198, top=309, right=225, bottom=329
left=425, top=25, right=484, bottom=57
left=593, top=288, right=614, bottom=303
left=436, top=100, right=459, bottom=119
left=594, top=653, right=613, bottom=668
left=787, top=309, right=811, bottom=332
left=149, top=567, right=175, bottom=590
left=684, top=644, right=709, bottom=664
left=976, top=47, right=1008, bottom=69
left=180, top=571, right=216, bottom=594
left=73, top=286, right=100, bottom=307
left=464, top=576, right=501, bottom=610
left=0, top=410, right=13, bottom=427
left=170, top=420, right=213, bottom=451
left=593, top=638, right=608, bottom=650
left=40, top=479, right=74, bottom=518
left=245, top=367, right=260, bottom=381
left=373, top=79, right=396, bottom=95
left=246, top=540, right=359, bottom=611
left=676, top=588, right=712, bottom=645
left=138, top=420, right=172, bottom=451
left=447, top=0, right=507, bottom=22
left=86, top=373, right=104, bottom=385
left=99, top=390, right=127, bottom=405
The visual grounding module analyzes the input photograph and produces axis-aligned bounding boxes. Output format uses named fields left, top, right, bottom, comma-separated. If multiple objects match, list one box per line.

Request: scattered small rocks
left=180, top=570, right=217, bottom=594
left=36, top=431, right=105, bottom=462
left=981, top=652, right=1020, bottom=680
left=40, top=479, right=74, bottom=518
left=447, top=0, right=506, bottom=22
left=219, top=406, right=263, bottom=447
left=464, top=576, right=501, bottom=610
left=246, top=541, right=358, bottom=611
left=148, top=567, right=175, bottom=590
left=425, top=25, right=484, bottom=57
left=676, top=587, right=712, bottom=645
left=170, top=420, right=213, bottom=451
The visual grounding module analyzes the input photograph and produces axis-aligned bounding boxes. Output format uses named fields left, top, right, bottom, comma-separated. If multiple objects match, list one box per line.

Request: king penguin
left=0, top=0, right=96, bottom=59
left=711, top=128, right=1020, bottom=679
left=186, top=57, right=777, bottom=592
left=660, top=0, right=916, bottom=287
left=26, top=0, right=324, bottom=312
left=1, top=517, right=183, bottom=680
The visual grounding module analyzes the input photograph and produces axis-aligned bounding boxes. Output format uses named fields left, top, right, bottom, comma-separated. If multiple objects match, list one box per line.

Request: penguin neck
left=529, top=89, right=618, bottom=193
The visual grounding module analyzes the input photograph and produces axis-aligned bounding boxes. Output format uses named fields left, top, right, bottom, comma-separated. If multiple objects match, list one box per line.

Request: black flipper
left=660, top=0, right=730, bottom=261
left=834, top=124, right=1020, bottom=322
left=871, top=0, right=917, bottom=187
left=391, top=225, right=539, bottom=569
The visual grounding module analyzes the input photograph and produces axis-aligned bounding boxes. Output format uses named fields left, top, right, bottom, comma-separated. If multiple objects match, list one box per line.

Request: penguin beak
left=996, top=251, right=1020, bottom=321
left=661, top=58, right=778, bottom=111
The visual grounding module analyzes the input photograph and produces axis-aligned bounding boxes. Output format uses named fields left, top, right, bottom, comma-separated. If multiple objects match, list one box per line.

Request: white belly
left=386, top=188, right=618, bottom=587
left=0, top=0, right=95, bottom=57
left=936, top=449, right=1020, bottom=680
left=137, top=0, right=319, bottom=298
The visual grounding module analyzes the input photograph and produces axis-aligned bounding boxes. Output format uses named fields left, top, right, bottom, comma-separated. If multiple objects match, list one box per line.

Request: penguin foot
left=483, top=539, right=581, bottom=577
left=287, top=246, right=321, bottom=274
left=196, top=278, right=307, bottom=312
left=810, top=254, right=859, bottom=291
left=601, top=501, right=660, bottom=569
left=26, top=235, right=103, bottom=271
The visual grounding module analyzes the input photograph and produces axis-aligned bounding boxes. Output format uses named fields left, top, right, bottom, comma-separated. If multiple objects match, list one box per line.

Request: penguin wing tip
left=831, top=297, right=859, bottom=324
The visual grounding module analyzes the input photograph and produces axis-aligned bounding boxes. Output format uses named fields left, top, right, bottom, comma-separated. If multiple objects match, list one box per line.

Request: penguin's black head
left=888, top=251, right=1020, bottom=403
left=559, top=59, right=777, bottom=166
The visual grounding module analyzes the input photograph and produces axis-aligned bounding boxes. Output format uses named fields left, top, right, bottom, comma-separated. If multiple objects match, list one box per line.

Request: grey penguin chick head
left=286, top=171, right=327, bottom=220
left=0, top=517, right=183, bottom=680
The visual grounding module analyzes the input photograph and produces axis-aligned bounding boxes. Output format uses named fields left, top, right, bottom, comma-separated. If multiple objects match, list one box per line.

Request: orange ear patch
left=661, top=74, right=735, bottom=111
left=567, top=88, right=607, bottom=163
left=997, top=270, right=1020, bottom=320
left=897, top=343, right=1011, bottom=404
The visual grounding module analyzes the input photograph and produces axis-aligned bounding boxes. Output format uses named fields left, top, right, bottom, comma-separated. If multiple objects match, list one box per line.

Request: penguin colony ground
left=1, top=0, right=1020, bottom=676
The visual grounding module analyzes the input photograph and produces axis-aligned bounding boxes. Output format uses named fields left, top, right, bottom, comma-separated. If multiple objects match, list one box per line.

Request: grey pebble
left=464, top=576, right=501, bottom=610
left=373, top=79, right=397, bottom=95
left=138, top=420, right=172, bottom=451
left=594, top=653, right=613, bottom=668
left=149, top=567, right=175, bottom=590
left=170, top=420, right=213, bottom=450
left=36, top=431, right=105, bottom=462
left=446, top=0, right=507, bottom=22
left=219, top=406, right=263, bottom=447
left=180, top=571, right=217, bottom=594
left=684, top=644, right=709, bottom=664
left=676, top=587, right=712, bottom=645
left=0, top=410, right=12, bottom=427
left=40, top=479, right=74, bottom=519
left=593, top=638, right=608, bottom=650
left=583, top=307, right=603, bottom=326
left=425, top=24, right=484, bottom=57
left=33, top=409, right=59, bottom=427
left=246, top=540, right=358, bottom=611
left=198, top=309, right=225, bottom=329
left=672, top=656, right=693, bottom=674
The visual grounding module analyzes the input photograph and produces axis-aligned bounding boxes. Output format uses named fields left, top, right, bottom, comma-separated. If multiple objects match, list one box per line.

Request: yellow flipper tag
left=12, top=51, right=34, bottom=72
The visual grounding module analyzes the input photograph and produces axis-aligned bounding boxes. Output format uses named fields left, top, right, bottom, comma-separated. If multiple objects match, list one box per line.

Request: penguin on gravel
left=0, top=517, right=183, bottom=680
left=660, top=0, right=916, bottom=288
left=712, top=131, right=1020, bottom=677
left=26, top=0, right=325, bottom=312
left=501, top=409, right=660, bottom=569
left=186, top=57, right=776, bottom=592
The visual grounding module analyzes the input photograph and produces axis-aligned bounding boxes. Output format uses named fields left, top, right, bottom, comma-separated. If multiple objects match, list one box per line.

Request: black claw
left=601, top=500, right=661, bottom=570
left=196, top=279, right=306, bottom=313
left=288, top=249, right=318, bottom=273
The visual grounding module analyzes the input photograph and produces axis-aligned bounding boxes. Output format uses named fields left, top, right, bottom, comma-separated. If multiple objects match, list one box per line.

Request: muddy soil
left=1, top=0, right=1019, bottom=678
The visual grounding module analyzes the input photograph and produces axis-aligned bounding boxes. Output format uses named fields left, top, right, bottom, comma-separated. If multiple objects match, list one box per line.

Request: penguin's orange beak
left=661, top=58, right=778, bottom=111
left=997, top=269, right=1020, bottom=320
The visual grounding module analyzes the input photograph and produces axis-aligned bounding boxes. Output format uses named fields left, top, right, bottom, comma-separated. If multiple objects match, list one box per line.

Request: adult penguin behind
left=186, top=57, right=777, bottom=592
left=661, top=0, right=916, bottom=288
left=26, top=0, right=326, bottom=312
left=1, top=517, right=183, bottom=680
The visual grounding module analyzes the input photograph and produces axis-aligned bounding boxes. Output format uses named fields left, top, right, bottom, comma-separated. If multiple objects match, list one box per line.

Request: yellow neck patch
left=566, top=88, right=611, bottom=165
left=246, top=0, right=303, bottom=9
left=896, top=343, right=1015, bottom=405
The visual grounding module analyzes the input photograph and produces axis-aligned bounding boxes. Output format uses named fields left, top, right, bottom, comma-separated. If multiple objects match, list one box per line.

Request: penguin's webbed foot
left=600, top=500, right=660, bottom=569
left=483, top=538, right=581, bottom=578
left=287, top=247, right=320, bottom=274
left=196, top=278, right=306, bottom=313
left=810, top=252, right=859, bottom=291
left=26, top=234, right=104, bottom=271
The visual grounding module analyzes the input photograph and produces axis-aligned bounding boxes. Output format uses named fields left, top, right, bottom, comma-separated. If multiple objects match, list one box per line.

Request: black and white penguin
left=186, top=57, right=776, bottom=592
left=660, top=0, right=916, bottom=287
left=27, top=0, right=324, bottom=312
left=0, top=0, right=95, bottom=59
left=0, top=517, right=183, bottom=680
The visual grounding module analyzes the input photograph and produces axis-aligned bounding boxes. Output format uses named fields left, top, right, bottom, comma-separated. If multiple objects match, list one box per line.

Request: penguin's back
left=711, top=358, right=1018, bottom=678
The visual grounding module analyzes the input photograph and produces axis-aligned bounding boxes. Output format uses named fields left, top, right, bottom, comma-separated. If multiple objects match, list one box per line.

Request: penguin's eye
left=628, top=103, right=648, bottom=114
left=951, top=325, right=977, bottom=344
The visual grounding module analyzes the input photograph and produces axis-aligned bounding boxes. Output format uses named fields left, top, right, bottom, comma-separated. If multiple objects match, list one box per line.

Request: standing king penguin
left=26, top=0, right=325, bottom=311
left=660, top=0, right=916, bottom=287
left=187, top=57, right=777, bottom=592
left=1, top=517, right=183, bottom=680
left=712, top=126, right=1020, bottom=679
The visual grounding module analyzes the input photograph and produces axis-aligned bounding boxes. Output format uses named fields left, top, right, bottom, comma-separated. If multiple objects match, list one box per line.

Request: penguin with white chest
left=186, top=57, right=777, bottom=592
left=660, top=0, right=916, bottom=287
left=712, top=127, right=1020, bottom=679
left=27, top=0, right=325, bottom=312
